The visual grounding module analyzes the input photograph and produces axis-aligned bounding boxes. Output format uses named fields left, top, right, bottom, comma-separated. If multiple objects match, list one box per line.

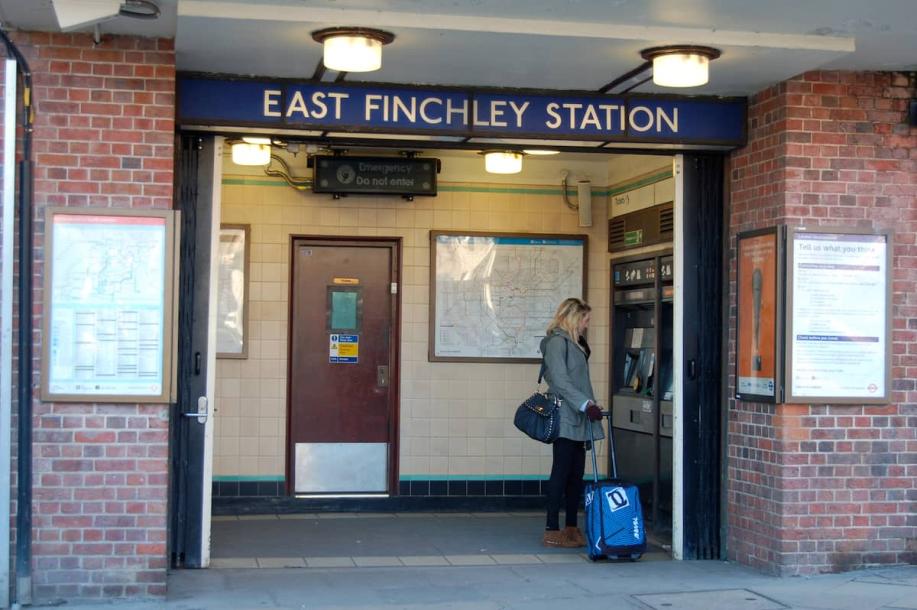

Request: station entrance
left=169, top=131, right=726, bottom=569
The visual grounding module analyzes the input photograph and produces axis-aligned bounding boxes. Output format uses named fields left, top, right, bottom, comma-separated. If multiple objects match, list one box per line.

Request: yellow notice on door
left=329, top=334, right=359, bottom=363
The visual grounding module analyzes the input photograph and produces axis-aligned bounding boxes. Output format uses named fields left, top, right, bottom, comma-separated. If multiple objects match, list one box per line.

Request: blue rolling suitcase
left=584, top=412, right=646, bottom=561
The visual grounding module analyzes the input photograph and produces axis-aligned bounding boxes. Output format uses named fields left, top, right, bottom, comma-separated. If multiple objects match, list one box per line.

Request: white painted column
left=199, top=136, right=224, bottom=567
left=1, top=58, right=19, bottom=608
left=671, top=154, right=684, bottom=560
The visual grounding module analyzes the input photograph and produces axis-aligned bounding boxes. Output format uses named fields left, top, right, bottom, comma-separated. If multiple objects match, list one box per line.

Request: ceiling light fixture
left=311, top=27, right=395, bottom=73
left=640, top=45, right=721, bottom=88
left=483, top=151, right=524, bottom=174
left=522, top=149, right=560, bottom=156
left=231, top=137, right=272, bottom=166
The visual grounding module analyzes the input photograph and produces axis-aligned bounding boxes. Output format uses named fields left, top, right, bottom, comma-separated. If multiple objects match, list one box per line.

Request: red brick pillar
left=728, top=71, right=916, bottom=575
left=3, top=31, right=175, bottom=600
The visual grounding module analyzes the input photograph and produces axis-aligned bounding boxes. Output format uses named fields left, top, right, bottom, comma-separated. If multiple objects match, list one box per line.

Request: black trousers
left=545, top=437, right=586, bottom=530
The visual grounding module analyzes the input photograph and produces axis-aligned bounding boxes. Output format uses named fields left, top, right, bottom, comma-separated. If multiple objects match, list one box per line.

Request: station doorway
left=169, top=135, right=724, bottom=568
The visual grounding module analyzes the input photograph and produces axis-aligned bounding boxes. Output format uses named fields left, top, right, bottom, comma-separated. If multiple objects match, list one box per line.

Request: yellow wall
left=214, top=149, right=667, bottom=481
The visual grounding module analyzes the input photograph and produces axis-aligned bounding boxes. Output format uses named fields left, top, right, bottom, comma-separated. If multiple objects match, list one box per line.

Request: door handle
left=686, top=359, right=697, bottom=380
left=377, top=365, right=389, bottom=387
left=182, top=396, right=209, bottom=424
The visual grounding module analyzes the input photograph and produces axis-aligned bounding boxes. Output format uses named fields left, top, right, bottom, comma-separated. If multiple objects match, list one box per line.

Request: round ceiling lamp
left=231, top=137, right=272, bottom=166
left=640, top=45, right=721, bottom=88
left=311, top=27, right=396, bottom=73
left=483, top=151, right=524, bottom=174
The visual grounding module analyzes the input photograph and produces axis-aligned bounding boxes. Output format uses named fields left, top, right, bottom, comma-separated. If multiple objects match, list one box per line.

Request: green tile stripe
left=222, top=172, right=673, bottom=197
left=606, top=168, right=673, bottom=197
left=213, top=475, right=285, bottom=482
left=222, top=175, right=584, bottom=196
left=399, top=474, right=548, bottom=481
left=213, top=475, right=550, bottom=482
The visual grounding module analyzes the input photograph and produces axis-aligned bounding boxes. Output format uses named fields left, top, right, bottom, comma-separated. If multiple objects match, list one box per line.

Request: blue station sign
left=178, top=75, right=746, bottom=148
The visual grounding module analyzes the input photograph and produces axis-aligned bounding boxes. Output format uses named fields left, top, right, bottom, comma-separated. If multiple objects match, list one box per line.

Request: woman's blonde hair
left=546, top=297, right=591, bottom=343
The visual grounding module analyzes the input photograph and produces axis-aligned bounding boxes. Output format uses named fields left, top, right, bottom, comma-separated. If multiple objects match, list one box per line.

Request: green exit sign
left=623, top=230, right=644, bottom=247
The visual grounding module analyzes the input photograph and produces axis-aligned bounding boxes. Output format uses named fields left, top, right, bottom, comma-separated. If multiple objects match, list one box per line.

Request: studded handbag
left=513, top=361, right=561, bottom=444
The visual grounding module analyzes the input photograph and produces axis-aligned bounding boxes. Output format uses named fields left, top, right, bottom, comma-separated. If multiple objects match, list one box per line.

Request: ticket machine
left=610, top=254, right=673, bottom=539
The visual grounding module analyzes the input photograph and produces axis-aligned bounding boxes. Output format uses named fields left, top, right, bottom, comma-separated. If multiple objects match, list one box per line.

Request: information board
left=430, top=231, right=586, bottom=362
left=41, top=209, right=177, bottom=402
left=736, top=228, right=782, bottom=402
left=785, top=228, right=891, bottom=403
left=216, top=224, right=249, bottom=358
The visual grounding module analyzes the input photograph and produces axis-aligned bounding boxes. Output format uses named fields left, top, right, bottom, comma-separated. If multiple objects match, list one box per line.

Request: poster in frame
left=429, top=231, right=587, bottom=363
left=40, top=208, right=178, bottom=403
left=216, top=224, right=250, bottom=359
left=735, top=227, right=783, bottom=403
left=785, top=226, right=892, bottom=404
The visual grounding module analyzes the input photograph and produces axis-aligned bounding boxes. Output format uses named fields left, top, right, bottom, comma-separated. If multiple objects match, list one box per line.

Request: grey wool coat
left=539, top=329, right=605, bottom=442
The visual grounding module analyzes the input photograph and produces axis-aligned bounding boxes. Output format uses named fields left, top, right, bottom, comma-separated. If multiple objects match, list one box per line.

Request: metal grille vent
left=608, top=217, right=627, bottom=250
left=659, top=204, right=674, bottom=236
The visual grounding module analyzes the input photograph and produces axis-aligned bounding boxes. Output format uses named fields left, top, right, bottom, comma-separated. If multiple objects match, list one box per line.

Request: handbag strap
left=538, top=335, right=570, bottom=384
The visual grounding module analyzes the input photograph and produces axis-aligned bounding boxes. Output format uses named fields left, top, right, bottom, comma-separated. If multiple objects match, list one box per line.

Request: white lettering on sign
left=509, top=101, right=529, bottom=128
left=446, top=98, right=468, bottom=125
left=263, top=89, right=282, bottom=117
left=259, top=89, right=682, bottom=134
left=419, top=97, right=443, bottom=124
left=282, top=90, right=350, bottom=120
left=543, top=102, right=676, bottom=133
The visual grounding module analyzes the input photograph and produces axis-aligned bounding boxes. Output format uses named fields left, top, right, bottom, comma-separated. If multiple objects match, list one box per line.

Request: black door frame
left=169, top=135, right=217, bottom=567
left=679, top=153, right=726, bottom=560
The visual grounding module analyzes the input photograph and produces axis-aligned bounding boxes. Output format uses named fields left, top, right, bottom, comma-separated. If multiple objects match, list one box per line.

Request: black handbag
left=513, top=361, right=561, bottom=443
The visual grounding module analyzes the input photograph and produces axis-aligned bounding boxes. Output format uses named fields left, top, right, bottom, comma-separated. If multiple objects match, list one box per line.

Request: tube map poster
left=431, top=233, right=585, bottom=361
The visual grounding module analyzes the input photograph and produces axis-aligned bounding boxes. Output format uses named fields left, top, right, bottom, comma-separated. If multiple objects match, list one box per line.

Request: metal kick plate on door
left=295, top=443, right=387, bottom=493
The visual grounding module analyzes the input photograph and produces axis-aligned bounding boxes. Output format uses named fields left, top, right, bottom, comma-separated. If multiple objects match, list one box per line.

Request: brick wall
left=728, top=71, right=917, bottom=575
left=3, top=31, right=175, bottom=600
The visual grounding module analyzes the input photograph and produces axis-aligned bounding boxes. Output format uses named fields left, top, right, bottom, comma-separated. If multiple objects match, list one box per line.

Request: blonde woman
left=538, top=297, right=605, bottom=547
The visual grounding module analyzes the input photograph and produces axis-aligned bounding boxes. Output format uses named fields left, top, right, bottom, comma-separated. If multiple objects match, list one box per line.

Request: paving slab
left=255, top=556, right=307, bottom=568
left=398, top=555, right=451, bottom=566
left=303, top=556, right=356, bottom=568
left=352, top=556, right=405, bottom=567
left=635, top=588, right=787, bottom=610
left=444, top=554, right=497, bottom=566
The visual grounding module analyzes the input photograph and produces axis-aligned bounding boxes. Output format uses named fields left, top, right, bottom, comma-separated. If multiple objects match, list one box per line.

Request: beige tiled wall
left=214, top=154, right=613, bottom=479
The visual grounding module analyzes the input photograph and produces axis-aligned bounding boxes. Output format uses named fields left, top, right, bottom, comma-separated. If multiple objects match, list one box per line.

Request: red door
left=287, top=238, right=399, bottom=495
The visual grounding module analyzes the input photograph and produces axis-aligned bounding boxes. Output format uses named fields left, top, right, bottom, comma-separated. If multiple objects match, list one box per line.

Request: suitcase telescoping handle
left=589, top=408, right=617, bottom=482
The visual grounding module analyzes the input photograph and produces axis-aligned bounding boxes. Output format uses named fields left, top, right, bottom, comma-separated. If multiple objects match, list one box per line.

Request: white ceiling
left=0, top=0, right=915, bottom=97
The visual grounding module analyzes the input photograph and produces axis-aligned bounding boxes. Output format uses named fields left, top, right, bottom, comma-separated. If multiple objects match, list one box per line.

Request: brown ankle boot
left=563, top=526, right=586, bottom=547
left=543, top=529, right=578, bottom=548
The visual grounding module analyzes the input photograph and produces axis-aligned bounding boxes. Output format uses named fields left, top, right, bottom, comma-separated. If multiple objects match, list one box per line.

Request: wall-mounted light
left=522, top=149, right=560, bottom=156
left=311, top=27, right=395, bottom=73
left=640, top=45, right=721, bottom=88
left=483, top=151, right=524, bottom=174
left=231, top=137, right=271, bottom=166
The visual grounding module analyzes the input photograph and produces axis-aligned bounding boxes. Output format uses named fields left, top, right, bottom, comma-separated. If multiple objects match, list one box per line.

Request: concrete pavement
left=48, top=512, right=917, bottom=609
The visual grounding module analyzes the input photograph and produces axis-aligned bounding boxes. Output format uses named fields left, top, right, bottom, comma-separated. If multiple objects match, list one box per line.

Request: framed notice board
left=41, top=208, right=178, bottom=403
left=216, top=224, right=250, bottom=358
left=735, top=227, right=783, bottom=403
left=430, top=231, right=587, bottom=362
left=785, top=227, right=892, bottom=403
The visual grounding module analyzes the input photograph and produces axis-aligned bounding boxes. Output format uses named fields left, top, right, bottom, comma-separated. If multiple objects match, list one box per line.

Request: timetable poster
left=736, top=231, right=778, bottom=401
left=44, top=211, right=173, bottom=401
left=788, top=231, right=889, bottom=401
